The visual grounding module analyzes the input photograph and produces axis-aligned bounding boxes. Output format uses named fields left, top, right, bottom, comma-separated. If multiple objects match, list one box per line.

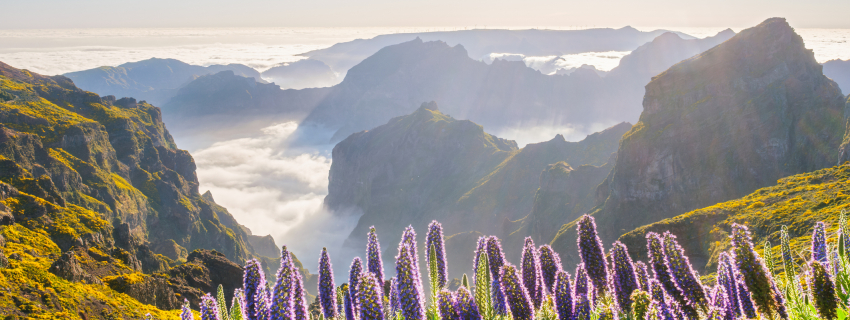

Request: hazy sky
left=3, top=0, right=849, bottom=29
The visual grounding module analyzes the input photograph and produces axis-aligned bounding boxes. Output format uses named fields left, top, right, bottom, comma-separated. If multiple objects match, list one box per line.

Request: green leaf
left=461, top=273, right=469, bottom=288
left=475, top=253, right=493, bottom=320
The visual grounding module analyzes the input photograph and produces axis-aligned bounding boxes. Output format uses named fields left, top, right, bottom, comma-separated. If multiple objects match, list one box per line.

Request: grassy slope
left=616, top=163, right=850, bottom=276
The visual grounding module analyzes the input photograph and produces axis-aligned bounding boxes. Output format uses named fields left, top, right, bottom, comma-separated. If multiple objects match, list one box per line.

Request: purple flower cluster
left=553, top=271, right=573, bottom=320
left=501, top=263, right=535, bottom=320
left=646, top=232, right=695, bottom=319
left=181, top=299, right=193, bottom=320
left=809, top=260, right=838, bottom=320
left=731, top=224, right=786, bottom=319
left=662, top=232, right=708, bottom=312
left=318, top=247, right=338, bottom=319
left=576, top=215, right=608, bottom=295
left=367, top=227, right=385, bottom=282
left=426, top=221, right=449, bottom=288
left=396, top=240, right=425, bottom=320
left=634, top=261, right=650, bottom=292
left=348, top=257, right=364, bottom=320
left=538, top=245, right=562, bottom=294
left=520, top=237, right=543, bottom=308
left=358, top=272, right=385, bottom=320
left=243, top=259, right=269, bottom=320
left=813, top=222, right=828, bottom=264
left=455, top=286, right=482, bottom=320
left=573, top=264, right=590, bottom=299
left=486, top=236, right=509, bottom=315
left=201, top=293, right=221, bottom=320
left=609, top=241, right=639, bottom=312
left=715, top=253, right=740, bottom=318
left=438, top=290, right=459, bottom=320
left=271, top=246, right=295, bottom=320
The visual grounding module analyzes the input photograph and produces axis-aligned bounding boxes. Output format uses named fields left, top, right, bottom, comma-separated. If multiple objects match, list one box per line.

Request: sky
left=3, top=0, right=850, bottom=29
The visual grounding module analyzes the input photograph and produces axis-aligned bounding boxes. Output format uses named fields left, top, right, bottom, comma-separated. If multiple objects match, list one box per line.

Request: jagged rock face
left=326, top=102, right=628, bottom=277
left=167, top=250, right=244, bottom=308
left=104, top=274, right=181, bottom=310
left=526, top=159, right=614, bottom=244
left=551, top=18, right=847, bottom=267
left=49, top=251, right=102, bottom=285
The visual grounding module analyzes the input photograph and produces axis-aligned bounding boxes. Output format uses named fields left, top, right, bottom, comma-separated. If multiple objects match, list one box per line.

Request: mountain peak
left=419, top=101, right=439, bottom=111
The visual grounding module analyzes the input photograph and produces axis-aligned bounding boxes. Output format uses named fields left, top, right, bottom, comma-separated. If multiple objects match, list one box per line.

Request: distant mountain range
left=299, top=26, right=697, bottom=75
left=64, top=58, right=264, bottom=107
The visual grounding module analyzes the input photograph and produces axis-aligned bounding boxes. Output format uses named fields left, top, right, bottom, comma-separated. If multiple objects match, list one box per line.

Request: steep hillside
left=64, top=58, right=264, bottom=106
left=0, top=61, right=278, bottom=317
left=617, top=163, right=850, bottom=275
left=326, top=102, right=627, bottom=277
left=551, top=18, right=847, bottom=268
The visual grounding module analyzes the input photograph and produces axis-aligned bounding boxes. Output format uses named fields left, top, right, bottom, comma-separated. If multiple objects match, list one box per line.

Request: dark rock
left=104, top=273, right=181, bottom=310
left=166, top=249, right=243, bottom=308
left=48, top=251, right=102, bottom=285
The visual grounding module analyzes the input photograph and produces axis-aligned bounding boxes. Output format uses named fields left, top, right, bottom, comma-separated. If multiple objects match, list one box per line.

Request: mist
left=192, top=122, right=362, bottom=271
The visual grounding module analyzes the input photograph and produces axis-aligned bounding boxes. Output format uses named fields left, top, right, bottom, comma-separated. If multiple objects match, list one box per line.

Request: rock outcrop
left=551, top=18, right=847, bottom=267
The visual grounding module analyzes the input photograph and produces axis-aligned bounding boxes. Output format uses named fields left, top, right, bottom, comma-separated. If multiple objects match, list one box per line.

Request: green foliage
left=475, top=253, right=493, bottom=320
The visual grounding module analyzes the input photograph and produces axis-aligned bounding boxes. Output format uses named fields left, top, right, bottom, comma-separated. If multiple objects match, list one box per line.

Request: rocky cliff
left=0, top=61, right=279, bottom=317
left=326, top=102, right=628, bottom=277
left=550, top=18, right=847, bottom=268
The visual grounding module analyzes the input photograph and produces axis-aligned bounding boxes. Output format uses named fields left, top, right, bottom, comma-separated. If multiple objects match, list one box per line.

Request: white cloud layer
left=193, top=122, right=362, bottom=271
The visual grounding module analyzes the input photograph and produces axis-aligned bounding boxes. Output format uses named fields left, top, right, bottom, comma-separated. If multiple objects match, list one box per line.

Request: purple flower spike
left=402, top=226, right=419, bottom=273
left=573, top=295, right=591, bottom=320
left=554, top=271, right=573, bottom=320
left=521, top=237, right=543, bottom=308
left=662, top=232, right=708, bottom=312
left=291, top=264, right=309, bottom=320
left=257, top=285, right=272, bottom=320
left=396, top=242, right=425, bottom=320
left=731, top=224, right=786, bottom=319
left=813, top=222, right=828, bottom=264
left=649, top=300, right=674, bottom=320
left=243, top=259, right=269, bottom=320
left=716, top=253, right=740, bottom=317
left=201, top=293, right=221, bottom=320
left=388, top=277, right=400, bottom=312
left=649, top=279, right=666, bottom=305
left=438, top=290, right=459, bottom=320
left=538, top=245, right=562, bottom=294
left=455, top=286, right=482, bottom=320
left=486, top=236, right=509, bottom=315
left=646, top=232, right=695, bottom=318
left=358, top=272, right=385, bottom=320
left=610, top=241, right=639, bottom=312
left=573, top=264, right=590, bottom=299
left=710, top=286, right=733, bottom=320
left=426, top=221, right=449, bottom=288
left=349, top=257, right=364, bottom=319
left=501, top=264, right=535, bottom=320
left=736, top=280, right=757, bottom=319
left=634, top=261, right=650, bottom=293
left=318, top=247, right=338, bottom=319
left=181, top=299, right=194, bottom=320
left=576, top=215, right=608, bottom=295
left=344, top=288, right=356, bottom=320
left=271, top=247, right=295, bottom=320
left=810, top=260, right=839, bottom=319
left=367, top=227, right=385, bottom=282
